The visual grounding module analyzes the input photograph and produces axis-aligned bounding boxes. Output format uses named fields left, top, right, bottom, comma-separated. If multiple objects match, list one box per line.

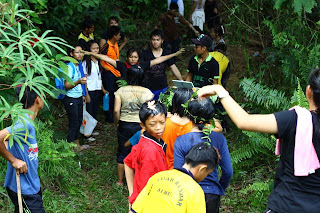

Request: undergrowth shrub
left=36, top=120, right=79, bottom=190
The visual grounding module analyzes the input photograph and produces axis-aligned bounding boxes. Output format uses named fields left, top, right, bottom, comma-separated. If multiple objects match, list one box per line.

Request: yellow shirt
left=132, top=169, right=206, bottom=213
left=78, top=32, right=94, bottom=42
left=209, top=51, right=230, bottom=85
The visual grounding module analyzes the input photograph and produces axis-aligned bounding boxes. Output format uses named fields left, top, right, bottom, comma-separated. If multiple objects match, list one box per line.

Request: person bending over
left=131, top=143, right=220, bottom=213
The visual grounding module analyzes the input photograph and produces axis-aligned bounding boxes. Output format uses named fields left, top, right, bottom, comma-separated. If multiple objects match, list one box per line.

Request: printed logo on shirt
left=28, top=143, right=38, bottom=161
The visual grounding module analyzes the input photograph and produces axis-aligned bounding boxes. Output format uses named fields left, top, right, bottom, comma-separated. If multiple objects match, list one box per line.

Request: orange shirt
left=101, top=40, right=121, bottom=77
left=162, top=118, right=193, bottom=169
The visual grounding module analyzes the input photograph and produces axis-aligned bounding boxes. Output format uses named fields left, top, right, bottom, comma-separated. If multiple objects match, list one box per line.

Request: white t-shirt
left=194, top=0, right=206, bottom=11
left=82, top=60, right=102, bottom=91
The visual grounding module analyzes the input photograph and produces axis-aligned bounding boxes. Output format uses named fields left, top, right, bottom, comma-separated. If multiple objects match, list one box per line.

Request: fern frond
left=290, top=79, right=309, bottom=108
left=242, top=179, right=272, bottom=193
left=231, top=131, right=275, bottom=164
left=240, top=78, right=290, bottom=110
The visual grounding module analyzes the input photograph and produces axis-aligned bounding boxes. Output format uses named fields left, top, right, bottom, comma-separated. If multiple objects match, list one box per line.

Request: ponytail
left=308, top=68, right=320, bottom=134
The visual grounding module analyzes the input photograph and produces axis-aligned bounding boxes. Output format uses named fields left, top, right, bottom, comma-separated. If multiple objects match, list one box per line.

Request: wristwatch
left=217, top=90, right=229, bottom=99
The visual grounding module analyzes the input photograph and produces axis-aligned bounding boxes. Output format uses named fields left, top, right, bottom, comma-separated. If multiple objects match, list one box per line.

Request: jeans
left=86, top=90, right=101, bottom=119
left=63, top=96, right=83, bottom=142
left=102, top=71, right=116, bottom=122
left=205, top=193, right=220, bottom=213
left=7, top=187, right=45, bottom=213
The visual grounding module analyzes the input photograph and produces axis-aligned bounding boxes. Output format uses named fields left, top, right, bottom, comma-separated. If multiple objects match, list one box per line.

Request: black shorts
left=6, top=187, right=45, bottom=213
left=116, top=121, right=141, bottom=163
left=205, top=193, right=220, bottom=213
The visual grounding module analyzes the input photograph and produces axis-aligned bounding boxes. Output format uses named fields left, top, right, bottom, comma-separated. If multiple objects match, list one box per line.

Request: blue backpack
left=55, top=62, right=76, bottom=100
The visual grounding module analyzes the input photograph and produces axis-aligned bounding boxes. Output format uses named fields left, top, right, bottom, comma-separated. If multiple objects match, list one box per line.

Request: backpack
left=55, top=62, right=76, bottom=100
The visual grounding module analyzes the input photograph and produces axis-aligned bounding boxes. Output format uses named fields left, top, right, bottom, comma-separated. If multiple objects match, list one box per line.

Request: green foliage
left=116, top=79, right=128, bottom=88
left=275, top=0, right=317, bottom=14
left=231, top=131, right=276, bottom=164
left=158, top=87, right=176, bottom=111
left=36, top=120, right=77, bottom=188
left=239, top=179, right=273, bottom=209
left=0, top=3, right=74, bottom=149
left=290, top=79, right=309, bottom=108
left=240, top=78, right=290, bottom=111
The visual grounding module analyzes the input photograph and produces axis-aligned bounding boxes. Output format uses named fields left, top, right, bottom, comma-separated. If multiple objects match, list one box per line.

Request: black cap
left=192, top=34, right=212, bottom=50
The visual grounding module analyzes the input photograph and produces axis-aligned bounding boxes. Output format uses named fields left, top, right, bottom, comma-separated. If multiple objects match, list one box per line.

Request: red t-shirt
left=124, top=133, right=168, bottom=204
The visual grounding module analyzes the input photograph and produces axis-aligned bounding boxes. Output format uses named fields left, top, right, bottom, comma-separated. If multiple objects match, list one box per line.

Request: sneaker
left=86, top=137, right=96, bottom=142
left=92, top=131, right=99, bottom=136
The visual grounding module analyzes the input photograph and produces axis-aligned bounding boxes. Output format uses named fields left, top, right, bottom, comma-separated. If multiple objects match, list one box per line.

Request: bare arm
left=82, top=51, right=117, bottom=68
left=189, top=1, right=197, bottom=21
left=119, top=36, right=128, bottom=52
left=213, top=119, right=223, bottom=132
left=124, top=163, right=135, bottom=197
left=114, top=97, right=121, bottom=126
left=99, top=39, right=106, bottom=48
left=178, top=13, right=200, bottom=36
left=197, top=85, right=278, bottom=134
left=186, top=72, right=193, bottom=82
left=149, top=48, right=185, bottom=67
left=64, top=77, right=86, bottom=90
left=213, top=79, right=218, bottom=84
left=169, top=64, right=183, bottom=80
left=0, top=129, right=28, bottom=174
left=101, top=83, right=108, bottom=95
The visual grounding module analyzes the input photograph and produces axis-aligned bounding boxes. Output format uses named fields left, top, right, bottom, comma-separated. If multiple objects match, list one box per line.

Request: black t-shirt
left=268, top=110, right=320, bottom=212
left=101, top=30, right=125, bottom=42
left=187, top=55, right=219, bottom=87
left=139, top=48, right=175, bottom=91
left=116, top=61, right=151, bottom=81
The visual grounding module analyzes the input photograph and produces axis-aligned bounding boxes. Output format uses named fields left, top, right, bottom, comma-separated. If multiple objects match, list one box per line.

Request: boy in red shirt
left=124, top=100, right=168, bottom=205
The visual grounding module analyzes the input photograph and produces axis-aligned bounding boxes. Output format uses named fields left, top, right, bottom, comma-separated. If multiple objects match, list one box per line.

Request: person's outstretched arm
left=197, top=85, right=278, bottom=134
left=149, top=48, right=185, bottom=67
left=0, top=129, right=28, bottom=174
left=82, top=51, right=117, bottom=68
left=178, top=12, right=200, bottom=36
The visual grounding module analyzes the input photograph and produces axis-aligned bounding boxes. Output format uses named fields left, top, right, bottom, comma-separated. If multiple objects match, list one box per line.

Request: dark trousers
left=63, top=96, right=83, bottom=142
left=117, top=121, right=141, bottom=163
left=102, top=71, right=116, bottom=122
left=205, top=193, right=220, bottom=213
left=6, top=187, right=45, bottom=213
left=86, top=90, right=101, bottom=120
left=163, top=39, right=180, bottom=54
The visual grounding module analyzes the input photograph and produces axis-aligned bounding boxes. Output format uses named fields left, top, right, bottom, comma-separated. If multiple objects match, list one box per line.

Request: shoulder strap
left=68, top=62, right=76, bottom=79
left=100, top=43, right=109, bottom=55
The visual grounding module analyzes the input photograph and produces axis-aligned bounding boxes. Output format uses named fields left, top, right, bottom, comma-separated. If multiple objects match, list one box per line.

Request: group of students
left=1, top=68, right=320, bottom=213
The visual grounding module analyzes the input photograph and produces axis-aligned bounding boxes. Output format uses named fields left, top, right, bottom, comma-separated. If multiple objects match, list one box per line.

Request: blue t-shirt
left=129, top=130, right=141, bottom=146
left=66, top=63, right=83, bottom=98
left=4, top=117, right=40, bottom=195
left=174, top=131, right=233, bottom=195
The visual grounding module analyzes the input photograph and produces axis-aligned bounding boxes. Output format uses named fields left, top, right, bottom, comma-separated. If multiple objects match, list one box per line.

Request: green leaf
left=274, top=0, right=287, bottom=10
